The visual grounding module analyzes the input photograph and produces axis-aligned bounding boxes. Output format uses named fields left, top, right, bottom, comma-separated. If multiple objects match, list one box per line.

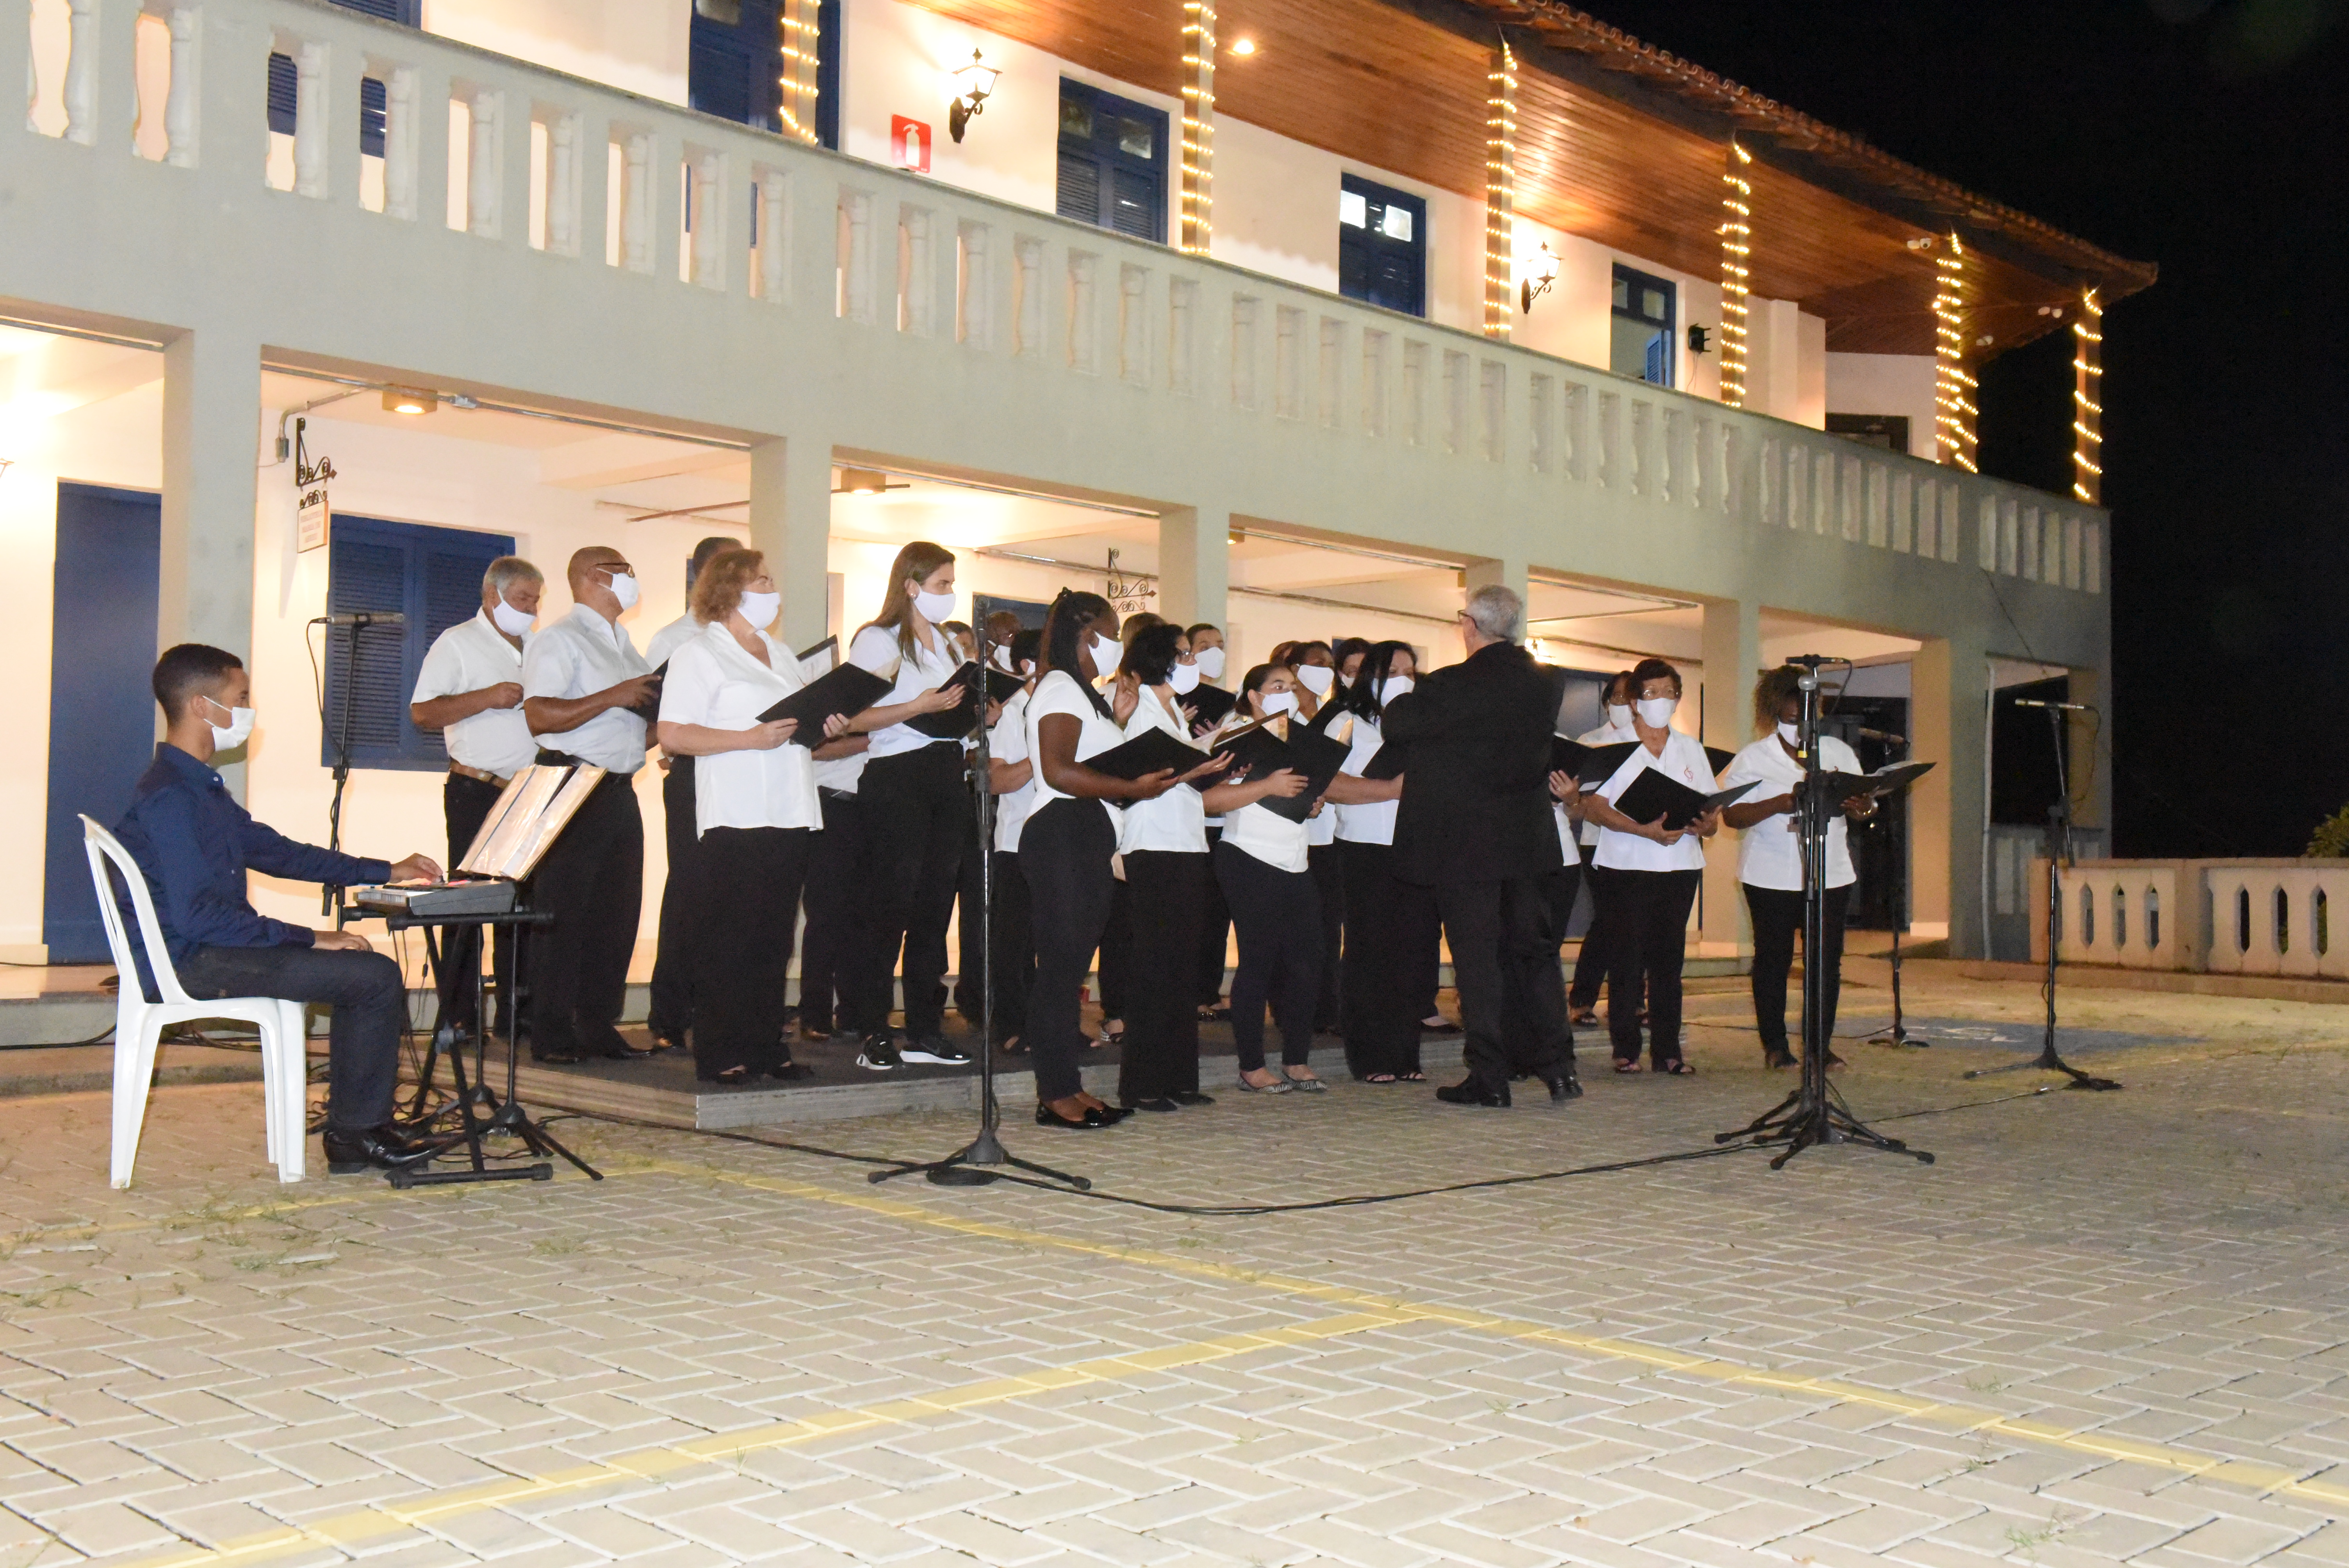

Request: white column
left=160, top=330, right=263, bottom=794
left=292, top=39, right=328, bottom=197
left=62, top=0, right=98, bottom=145
left=748, top=435, right=832, bottom=652
left=163, top=6, right=201, bottom=167
left=1910, top=634, right=1985, bottom=954
left=1156, top=506, right=1229, bottom=631
left=467, top=87, right=503, bottom=237
left=1697, top=597, right=1760, bottom=955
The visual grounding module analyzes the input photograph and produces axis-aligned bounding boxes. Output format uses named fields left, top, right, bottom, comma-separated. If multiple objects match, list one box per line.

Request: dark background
left=1579, top=0, right=2349, bottom=857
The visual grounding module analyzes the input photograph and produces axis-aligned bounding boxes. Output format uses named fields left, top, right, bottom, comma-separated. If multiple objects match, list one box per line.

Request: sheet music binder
left=1084, top=726, right=1206, bottom=781
left=904, top=661, right=983, bottom=738
left=455, top=762, right=610, bottom=880
left=1611, top=769, right=1758, bottom=831
left=1184, top=684, right=1238, bottom=730
left=1212, top=715, right=1351, bottom=823
left=1803, top=759, right=1936, bottom=802
left=758, top=662, right=893, bottom=743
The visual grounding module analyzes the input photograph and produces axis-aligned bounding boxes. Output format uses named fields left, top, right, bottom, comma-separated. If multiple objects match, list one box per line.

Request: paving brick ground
left=6, top=970, right=2349, bottom=1567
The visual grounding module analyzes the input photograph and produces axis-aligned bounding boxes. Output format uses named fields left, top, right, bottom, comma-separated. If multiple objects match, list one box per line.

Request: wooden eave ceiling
left=908, top=0, right=2155, bottom=360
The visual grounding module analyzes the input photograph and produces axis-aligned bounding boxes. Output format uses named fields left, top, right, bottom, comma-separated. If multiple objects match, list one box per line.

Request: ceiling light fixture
left=1229, top=37, right=1256, bottom=55
left=948, top=49, right=998, bottom=143
left=832, top=466, right=906, bottom=495
left=382, top=387, right=437, bottom=415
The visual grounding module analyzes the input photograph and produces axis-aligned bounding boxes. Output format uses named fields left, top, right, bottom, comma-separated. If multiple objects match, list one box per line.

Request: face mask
left=1636, top=696, right=1677, bottom=729
left=738, top=590, right=780, bottom=630
left=1295, top=664, right=1334, bottom=697
left=1089, top=632, right=1123, bottom=673
left=913, top=587, right=956, bottom=625
left=602, top=570, right=640, bottom=611
left=1379, top=675, right=1414, bottom=706
left=1168, top=661, right=1201, bottom=695
left=205, top=698, right=255, bottom=750
left=1607, top=703, right=1633, bottom=730
left=490, top=597, right=535, bottom=637
left=1338, top=672, right=1355, bottom=689
left=1194, top=646, right=1225, bottom=681
left=1259, top=690, right=1297, bottom=718
left=1777, top=721, right=1799, bottom=746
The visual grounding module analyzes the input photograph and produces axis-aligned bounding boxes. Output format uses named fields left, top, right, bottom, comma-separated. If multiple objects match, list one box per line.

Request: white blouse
left=1222, top=799, right=1310, bottom=874
left=849, top=622, right=963, bottom=761
left=1118, top=687, right=1207, bottom=855
left=1575, top=718, right=1636, bottom=847
left=657, top=623, right=821, bottom=835
left=1335, top=712, right=1397, bottom=846
left=1025, top=670, right=1125, bottom=827
left=1592, top=728, right=1718, bottom=874
left=991, top=687, right=1037, bottom=852
left=1722, top=733, right=1861, bottom=892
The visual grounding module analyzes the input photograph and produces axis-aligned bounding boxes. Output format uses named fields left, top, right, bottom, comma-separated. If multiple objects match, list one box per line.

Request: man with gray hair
left=410, top=554, right=544, bottom=1042
left=1380, top=581, right=1578, bottom=1106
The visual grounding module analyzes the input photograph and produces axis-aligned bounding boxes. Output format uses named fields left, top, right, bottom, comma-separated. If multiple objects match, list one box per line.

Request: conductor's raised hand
left=388, top=853, right=444, bottom=884
left=742, top=717, right=798, bottom=751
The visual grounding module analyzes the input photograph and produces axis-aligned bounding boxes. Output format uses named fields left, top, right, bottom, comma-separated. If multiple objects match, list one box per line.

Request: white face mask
left=204, top=697, right=255, bottom=750
left=599, top=570, right=638, bottom=611
left=1295, top=664, right=1334, bottom=697
left=1258, top=690, right=1297, bottom=719
left=913, top=586, right=956, bottom=625
left=1194, top=646, right=1225, bottom=681
left=1379, top=675, right=1414, bottom=706
left=1168, top=661, right=1201, bottom=695
left=1089, top=632, right=1123, bottom=674
left=1636, top=695, right=1678, bottom=729
left=1607, top=702, right=1633, bottom=730
left=490, top=597, right=535, bottom=637
left=1777, top=720, right=1800, bottom=746
left=738, top=590, right=780, bottom=630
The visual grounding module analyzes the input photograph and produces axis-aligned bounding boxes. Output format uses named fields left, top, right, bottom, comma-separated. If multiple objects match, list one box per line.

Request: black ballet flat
left=769, top=1060, right=814, bottom=1082
left=1035, top=1103, right=1111, bottom=1130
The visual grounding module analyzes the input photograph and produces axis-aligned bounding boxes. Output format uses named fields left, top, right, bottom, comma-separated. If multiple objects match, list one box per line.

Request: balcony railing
left=14, top=0, right=2105, bottom=598
left=2032, top=859, right=2349, bottom=979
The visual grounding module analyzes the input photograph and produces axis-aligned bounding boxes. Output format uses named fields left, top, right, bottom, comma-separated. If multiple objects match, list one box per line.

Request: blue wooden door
left=44, top=483, right=161, bottom=963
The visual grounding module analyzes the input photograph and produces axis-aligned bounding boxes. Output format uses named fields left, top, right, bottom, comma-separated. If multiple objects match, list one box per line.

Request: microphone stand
left=1868, top=732, right=1926, bottom=1049
left=319, top=617, right=362, bottom=917
left=1964, top=702, right=2120, bottom=1091
left=873, top=680, right=1091, bottom=1190
left=1718, top=656, right=1932, bottom=1169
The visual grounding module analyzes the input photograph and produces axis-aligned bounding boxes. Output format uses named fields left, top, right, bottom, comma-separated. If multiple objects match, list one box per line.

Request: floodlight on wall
left=382, top=387, right=438, bottom=415
left=1518, top=242, right=1557, bottom=314
left=948, top=50, right=999, bottom=143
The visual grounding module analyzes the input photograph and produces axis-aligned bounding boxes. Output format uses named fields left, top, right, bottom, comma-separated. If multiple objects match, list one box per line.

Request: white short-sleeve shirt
left=521, top=604, right=651, bottom=774
left=1576, top=718, right=1637, bottom=846
left=1221, top=799, right=1309, bottom=874
left=1118, top=687, right=1207, bottom=855
left=1592, top=729, right=1718, bottom=874
left=1334, top=712, right=1397, bottom=846
left=646, top=613, right=704, bottom=670
left=657, top=623, right=821, bottom=835
left=991, top=687, right=1036, bottom=852
left=1025, top=670, right=1125, bottom=829
left=412, top=611, right=534, bottom=777
left=850, top=623, right=964, bottom=760
left=1722, top=733, right=1860, bottom=891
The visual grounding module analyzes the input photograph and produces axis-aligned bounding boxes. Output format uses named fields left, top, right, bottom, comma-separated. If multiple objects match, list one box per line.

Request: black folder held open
left=1212, top=716, right=1351, bottom=823
left=904, top=661, right=984, bottom=738
left=1611, top=768, right=1758, bottom=830
left=1184, top=684, right=1238, bottom=731
left=757, top=663, right=892, bottom=744
left=1084, top=726, right=1206, bottom=782
left=1802, top=759, right=1936, bottom=802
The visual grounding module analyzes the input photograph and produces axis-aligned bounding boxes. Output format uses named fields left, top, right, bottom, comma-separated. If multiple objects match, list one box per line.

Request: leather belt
left=449, top=762, right=511, bottom=786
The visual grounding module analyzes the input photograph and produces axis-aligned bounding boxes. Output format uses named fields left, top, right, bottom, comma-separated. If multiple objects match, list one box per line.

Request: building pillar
left=1910, top=634, right=1986, bottom=955
left=1156, top=504, right=1229, bottom=632
left=1697, top=596, right=1760, bottom=954
left=747, top=434, right=831, bottom=652
left=160, top=330, right=261, bottom=659
left=1178, top=1, right=1214, bottom=255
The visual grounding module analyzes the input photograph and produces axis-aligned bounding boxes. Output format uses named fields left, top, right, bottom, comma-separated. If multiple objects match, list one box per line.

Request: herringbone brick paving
left=5, top=974, right=2349, bottom=1566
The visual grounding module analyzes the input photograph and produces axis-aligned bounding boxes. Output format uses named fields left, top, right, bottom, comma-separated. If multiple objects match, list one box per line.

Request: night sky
left=1577, top=0, right=2349, bottom=858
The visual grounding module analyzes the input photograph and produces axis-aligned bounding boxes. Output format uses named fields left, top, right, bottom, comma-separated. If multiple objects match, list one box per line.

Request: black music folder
left=1611, top=768, right=1758, bottom=831
left=1184, top=684, right=1239, bottom=731
left=984, top=664, right=1026, bottom=704
left=795, top=636, right=838, bottom=680
left=904, top=661, right=984, bottom=738
left=626, top=662, right=666, bottom=724
left=1804, top=759, right=1936, bottom=801
left=1085, top=726, right=1205, bottom=781
left=1360, top=741, right=1406, bottom=781
left=759, top=663, right=892, bottom=743
left=1214, top=717, right=1351, bottom=823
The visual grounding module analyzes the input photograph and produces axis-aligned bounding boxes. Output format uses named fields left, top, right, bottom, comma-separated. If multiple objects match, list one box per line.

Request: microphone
left=1857, top=727, right=1906, bottom=744
left=315, top=612, right=408, bottom=628
left=2011, top=699, right=2090, bottom=711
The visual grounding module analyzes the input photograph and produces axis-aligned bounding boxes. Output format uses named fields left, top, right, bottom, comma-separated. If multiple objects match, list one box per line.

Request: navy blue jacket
left=112, top=744, right=387, bottom=982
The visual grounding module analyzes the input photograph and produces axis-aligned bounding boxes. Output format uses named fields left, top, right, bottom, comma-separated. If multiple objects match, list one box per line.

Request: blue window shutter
left=323, top=517, right=514, bottom=771
left=267, top=0, right=415, bottom=142
left=1056, top=80, right=1166, bottom=245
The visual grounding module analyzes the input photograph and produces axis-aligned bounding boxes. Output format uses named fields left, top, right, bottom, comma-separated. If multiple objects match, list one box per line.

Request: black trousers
left=1745, top=882, right=1850, bottom=1056
left=953, top=790, right=986, bottom=1023
left=987, top=849, right=1032, bottom=1043
left=647, top=757, right=699, bottom=1041
left=693, top=826, right=812, bottom=1077
left=440, top=772, right=512, bottom=1035
left=857, top=744, right=969, bottom=1039
left=1434, top=877, right=1568, bottom=1092
left=1215, top=839, right=1321, bottom=1072
left=526, top=767, right=643, bottom=1060
left=1603, top=868, right=1702, bottom=1064
left=1196, top=825, right=1232, bottom=1006
left=1117, top=850, right=1209, bottom=1104
left=1339, top=840, right=1435, bottom=1079
left=1020, top=797, right=1115, bottom=1103
left=1308, top=842, right=1344, bottom=1030
left=1569, top=844, right=1623, bottom=1011
left=1503, top=859, right=1583, bottom=1075
left=799, top=788, right=874, bottom=1036
left=179, top=943, right=405, bottom=1131
left=1097, top=878, right=1134, bottom=1025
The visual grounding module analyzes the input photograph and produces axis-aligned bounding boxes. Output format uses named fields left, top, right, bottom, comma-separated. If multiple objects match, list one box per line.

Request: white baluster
left=62, top=0, right=96, bottom=145
left=839, top=189, right=873, bottom=321
left=758, top=169, right=788, bottom=303
left=622, top=132, right=651, bottom=272
left=163, top=6, right=200, bottom=167
left=546, top=112, right=578, bottom=256
left=292, top=41, right=327, bottom=198
left=468, top=88, right=501, bottom=237
left=692, top=152, right=722, bottom=288
left=1014, top=237, right=1042, bottom=357
left=381, top=66, right=416, bottom=219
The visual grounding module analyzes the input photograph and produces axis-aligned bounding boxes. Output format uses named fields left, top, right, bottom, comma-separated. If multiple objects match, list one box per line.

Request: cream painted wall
left=1826, top=352, right=1939, bottom=460
left=1748, top=298, right=1827, bottom=429
left=422, top=0, right=689, bottom=107
left=1508, top=219, right=1722, bottom=397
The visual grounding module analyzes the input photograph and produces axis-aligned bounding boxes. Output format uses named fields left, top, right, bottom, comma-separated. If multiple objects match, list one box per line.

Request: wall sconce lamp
left=831, top=467, right=906, bottom=495
left=949, top=49, right=999, bottom=143
left=1519, top=242, right=1558, bottom=314
left=382, top=387, right=438, bottom=415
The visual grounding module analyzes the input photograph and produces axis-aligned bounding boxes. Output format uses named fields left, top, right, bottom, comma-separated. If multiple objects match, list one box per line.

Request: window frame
left=1337, top=173, right=1429, bottom=318
left=1610, top=262, right=1678, bottom=388
left=1055, top=78, right=1170, bottom=245
left=321, top=515, right=517, bottom=773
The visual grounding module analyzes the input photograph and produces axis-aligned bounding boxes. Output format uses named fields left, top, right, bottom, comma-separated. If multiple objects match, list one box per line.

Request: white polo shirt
left=1118, top=686, right=1207, bottom=855
left=1025, top=670, right=1124, bottom=829
left=1592, top=729, right=1717, bottom=874
left=657, top=623, right=821, bottom=835
left=1575, top=718, right=1636, bottom=847
left=1722, top=733, right=1860, bottom=892
left=1221, top=799, right=1309, bottom=874
left=991, top=686, right=1035, bottom=852
left=412, top=610, right=534, bottom=778
left=522, top=604, right=651, bottom=774
left=646, top=613, right=704, bottom=670
left=1335, top=712, right=1396, bottom=846
left=850, top=623, right=963, bottom=760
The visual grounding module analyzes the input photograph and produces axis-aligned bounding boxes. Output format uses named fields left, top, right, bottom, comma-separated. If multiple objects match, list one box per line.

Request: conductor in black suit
left=1381, top=584, right=1578, bottom=1107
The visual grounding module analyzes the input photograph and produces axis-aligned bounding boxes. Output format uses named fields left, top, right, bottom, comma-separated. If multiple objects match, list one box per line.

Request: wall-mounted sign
left=891, top=115, right=931, bottom=173
left=294, top=418, right=335, bottom=554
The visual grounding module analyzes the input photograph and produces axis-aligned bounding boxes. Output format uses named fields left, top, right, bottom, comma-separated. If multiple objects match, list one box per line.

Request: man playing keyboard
left=113, top=645, right=446, bottom=1175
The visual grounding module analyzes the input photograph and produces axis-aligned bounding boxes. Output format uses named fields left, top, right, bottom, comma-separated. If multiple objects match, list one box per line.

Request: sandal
left=1399, top=1069, right=1426, bottom=1082
left=1569, top=1008, right=1599, bottom=1027
left=1613, top=1058, right=1644, bottom=1074
left=1660, top=1059, right=1697, bottom=1075
left=1362, top=1073, right=1399, bottom=1085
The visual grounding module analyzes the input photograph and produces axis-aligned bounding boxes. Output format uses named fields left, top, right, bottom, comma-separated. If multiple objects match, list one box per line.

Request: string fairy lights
left=1483, top=40, right=1517, bottom=341
left=777, top=0, right=822, bottom=145
left=2071, top=286, right=2104, bottom=504
left=1717, top=139, right=1752, bottom=408
left=1932, top=232, right=1978, bottom=473
left=1180, top=1, right=1215, bottom=254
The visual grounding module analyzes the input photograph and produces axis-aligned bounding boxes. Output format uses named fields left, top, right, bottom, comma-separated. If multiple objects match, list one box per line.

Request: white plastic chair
left=81, top=815, right=312, bottom=1187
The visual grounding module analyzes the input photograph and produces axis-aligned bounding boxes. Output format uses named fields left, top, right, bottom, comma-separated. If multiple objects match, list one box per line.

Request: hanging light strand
left=1180, top=1, right=1216, bottom=255
left=1483, top=40, right=1517, bottom=341
left=2071, top=286, right=2104, bottom=504
left=778, top=0, right=822, bottom=145
left=1932, top=233, right=1978, bottom=473
left=1717, top=140, right=1752, bottom=408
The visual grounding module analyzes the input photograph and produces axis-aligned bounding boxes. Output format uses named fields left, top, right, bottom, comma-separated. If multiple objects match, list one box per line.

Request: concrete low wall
left=2030, top=859, right=2349, bottom=980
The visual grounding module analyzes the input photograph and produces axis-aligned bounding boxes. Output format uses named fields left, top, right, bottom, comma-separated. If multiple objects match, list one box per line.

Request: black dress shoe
left=1435, top=1079, right=1511, bottom=1108
left=323, top=1124, right=436, bottom=1176
left=1125, top=1096, right=1180, bottom=1113
left=1036, top=1103, right=1112, bottom=1130
left=1172, top=1090, right=1215, bottom=1106
left=1542, top=1073, right=1583, bottom=1103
